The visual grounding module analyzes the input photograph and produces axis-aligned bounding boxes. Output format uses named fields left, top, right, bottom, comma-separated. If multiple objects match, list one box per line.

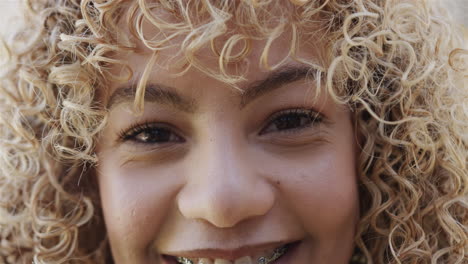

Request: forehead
left=105, top=38, right=326, bottom=112
left=111, top=1, right=328, bottom=69
left=102, top=1, right=330, bottom=107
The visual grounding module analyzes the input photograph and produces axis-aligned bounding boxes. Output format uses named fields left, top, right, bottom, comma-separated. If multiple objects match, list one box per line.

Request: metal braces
left=176, top=244, right=289, bottom=264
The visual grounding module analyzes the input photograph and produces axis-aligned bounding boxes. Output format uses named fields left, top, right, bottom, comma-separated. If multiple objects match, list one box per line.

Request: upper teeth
left=175, top=244, right=289, bottom=264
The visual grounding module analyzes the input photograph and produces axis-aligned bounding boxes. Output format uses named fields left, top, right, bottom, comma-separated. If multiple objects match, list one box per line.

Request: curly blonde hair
left=0, top=0, right=466, bottom=263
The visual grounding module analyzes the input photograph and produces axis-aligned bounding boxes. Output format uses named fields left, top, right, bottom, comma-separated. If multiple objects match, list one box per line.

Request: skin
left=96, top=24, right=361, bottom=264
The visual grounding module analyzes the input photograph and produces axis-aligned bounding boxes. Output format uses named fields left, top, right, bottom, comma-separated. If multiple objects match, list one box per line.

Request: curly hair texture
left=0, top=0, right=467, bottom=263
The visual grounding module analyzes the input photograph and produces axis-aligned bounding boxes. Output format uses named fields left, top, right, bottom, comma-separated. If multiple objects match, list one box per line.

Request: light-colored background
left=0, top=0, right=466, bottom=40
left=0, top=0, right=23, bottom=39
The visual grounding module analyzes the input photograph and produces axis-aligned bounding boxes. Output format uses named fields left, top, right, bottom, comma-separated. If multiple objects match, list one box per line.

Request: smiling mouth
left=167, top=242, right=293, bottom=264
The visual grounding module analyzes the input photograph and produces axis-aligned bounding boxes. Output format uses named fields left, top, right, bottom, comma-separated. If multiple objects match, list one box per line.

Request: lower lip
left=160, top=241, right=302, bottom=264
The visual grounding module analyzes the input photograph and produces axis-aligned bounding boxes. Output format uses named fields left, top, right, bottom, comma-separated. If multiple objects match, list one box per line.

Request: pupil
left=139, top=129, right=171, bottom=143
left=277, top=114, right=306, bottom=130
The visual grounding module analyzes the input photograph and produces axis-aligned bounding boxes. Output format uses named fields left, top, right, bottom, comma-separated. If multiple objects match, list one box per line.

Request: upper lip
left=161, top=240, right=298, bottom=261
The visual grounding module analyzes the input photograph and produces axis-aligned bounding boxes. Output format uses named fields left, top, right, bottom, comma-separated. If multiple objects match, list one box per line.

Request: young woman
left=0, top=0, right=466, bottom=263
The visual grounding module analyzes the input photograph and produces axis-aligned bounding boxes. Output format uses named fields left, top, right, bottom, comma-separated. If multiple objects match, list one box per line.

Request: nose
left=177, top=135, right=275, bottom=228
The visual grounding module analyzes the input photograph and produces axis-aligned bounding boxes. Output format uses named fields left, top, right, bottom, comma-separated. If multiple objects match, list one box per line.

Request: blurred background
left=0, top=0, right=22, bottom=39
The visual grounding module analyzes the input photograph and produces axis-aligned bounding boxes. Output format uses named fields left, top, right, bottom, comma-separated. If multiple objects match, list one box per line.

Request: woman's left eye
left=260, top=108, right=323, bottom=135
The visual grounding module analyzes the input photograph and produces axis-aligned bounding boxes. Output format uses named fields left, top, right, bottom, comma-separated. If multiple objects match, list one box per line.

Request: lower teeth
left=257, top=244, right=289, bottom=264
left=174, top=244, right=289, bottom=264
left=175, top=257, right=193, bottom=264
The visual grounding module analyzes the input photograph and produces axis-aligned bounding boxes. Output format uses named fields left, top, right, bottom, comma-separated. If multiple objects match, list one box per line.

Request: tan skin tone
left=96, top=28, right=361, bottom=263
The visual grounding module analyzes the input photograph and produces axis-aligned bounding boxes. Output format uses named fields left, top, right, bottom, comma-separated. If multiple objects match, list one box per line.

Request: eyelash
left=260, top=108, right=323, bottom=136
left=118, top=108, right=323, bottom=145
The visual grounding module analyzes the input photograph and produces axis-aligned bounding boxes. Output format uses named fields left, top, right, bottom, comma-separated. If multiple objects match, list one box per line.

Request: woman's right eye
left=119, top=123, right=184, bottom=145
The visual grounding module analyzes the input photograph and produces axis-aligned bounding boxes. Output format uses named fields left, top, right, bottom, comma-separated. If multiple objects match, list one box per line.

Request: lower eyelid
left=259, top=131, right=327, bottom=148
left=120, top=138, right=186, bottom=152
left=118, top=144, right=187, bottom=165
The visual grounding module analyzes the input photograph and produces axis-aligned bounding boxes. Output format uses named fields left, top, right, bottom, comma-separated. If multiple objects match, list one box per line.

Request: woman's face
left=96, top=28, right=361, bottom=264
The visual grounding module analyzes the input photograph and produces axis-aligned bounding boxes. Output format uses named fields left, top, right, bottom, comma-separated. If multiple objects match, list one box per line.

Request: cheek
left=291, top=158, right=358, bottom=229
left=271, top=141, right=359, bottom=235
left=97, top=154, right=182, bottom=256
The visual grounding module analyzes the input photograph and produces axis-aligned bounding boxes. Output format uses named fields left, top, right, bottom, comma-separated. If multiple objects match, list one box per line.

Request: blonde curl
left=0, top=0, right=466, bottom=263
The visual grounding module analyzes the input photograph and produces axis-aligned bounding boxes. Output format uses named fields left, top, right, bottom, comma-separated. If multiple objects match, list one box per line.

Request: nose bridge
left=177, top=130, right=274, bottom=228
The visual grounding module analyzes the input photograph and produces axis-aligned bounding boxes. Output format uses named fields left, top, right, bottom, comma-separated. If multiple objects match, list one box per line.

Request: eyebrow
left=107, top=65, right=318, bottom=112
